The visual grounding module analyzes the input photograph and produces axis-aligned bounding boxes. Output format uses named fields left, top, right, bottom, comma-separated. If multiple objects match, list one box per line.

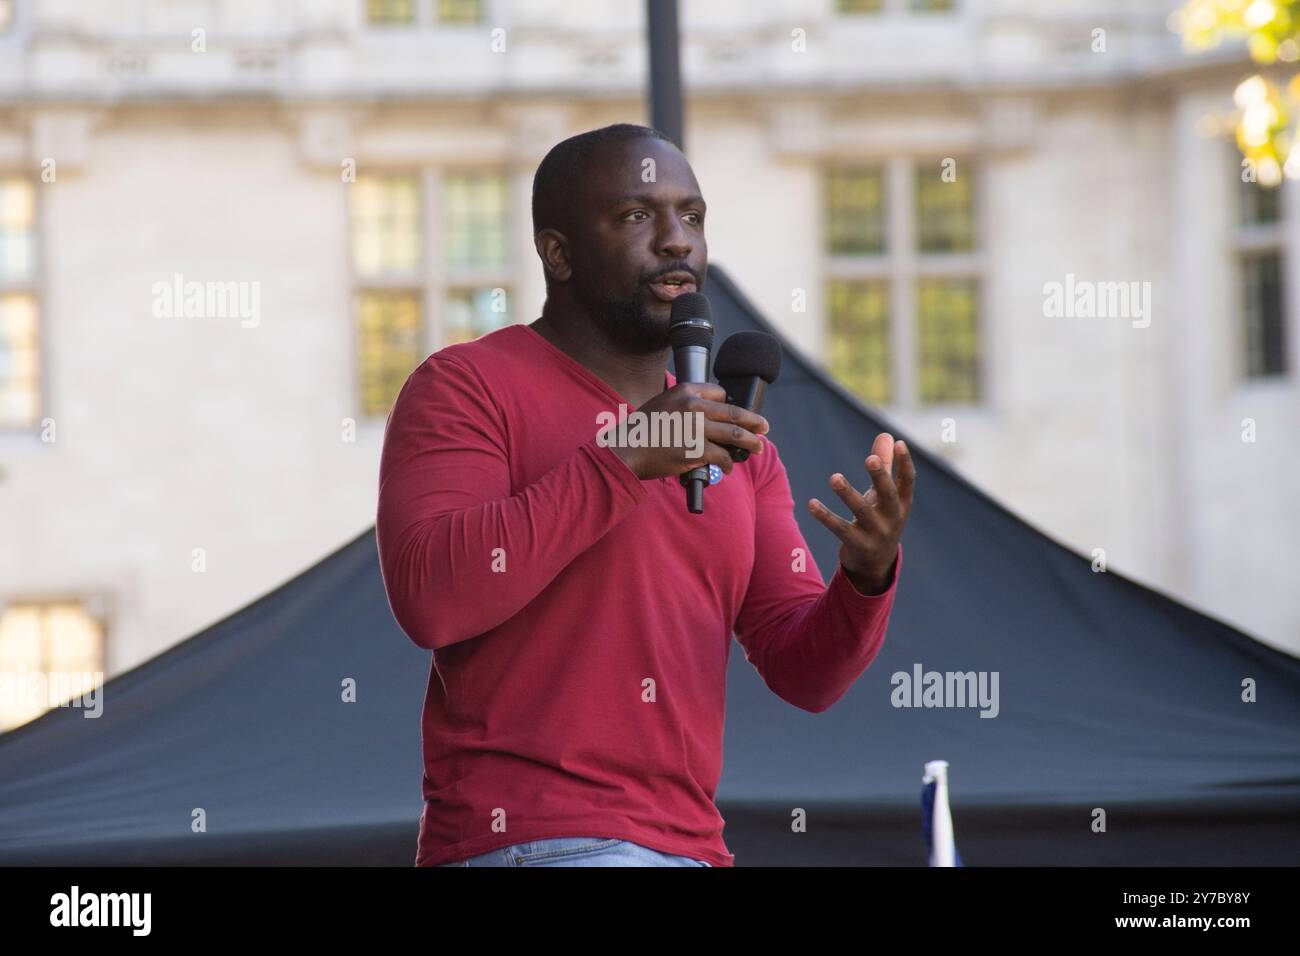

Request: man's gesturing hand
left=807, top=432, right=915, bottom=596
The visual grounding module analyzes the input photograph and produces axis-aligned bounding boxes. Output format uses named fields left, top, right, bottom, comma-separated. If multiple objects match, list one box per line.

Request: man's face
left=566, top=137, right=708, bottom=353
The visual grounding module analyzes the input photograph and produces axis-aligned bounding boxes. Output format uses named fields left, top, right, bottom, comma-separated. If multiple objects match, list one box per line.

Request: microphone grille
left=713, top=330, right=782, bottom=383
left=668, top=292, right=714, bottom=349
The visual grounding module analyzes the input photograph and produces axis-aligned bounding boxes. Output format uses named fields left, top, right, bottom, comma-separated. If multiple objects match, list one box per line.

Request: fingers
left=828, top=454, right=898, bottom=525
left=872, top=432, right=895, bottom=473
left=677, top=383, right=767, bottom=430
left=694, top=397, right=769, bottom=438
left=702, top=418, right=765, bottom=457
left=807, top=496, right=857, bottom=545
left=682, top=382, right=729, bottom=404
left=681, top=439, right=738, bottom=475
left=828, top=472, right=872, bottom=524
left=895, top=439, right=915, bottom=513
left=814, top=434, right=914, bottom=551
left=867, top=452, right=901, bottom=518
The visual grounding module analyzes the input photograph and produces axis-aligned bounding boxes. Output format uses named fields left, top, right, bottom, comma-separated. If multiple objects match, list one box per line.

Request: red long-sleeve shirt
left=375, top=322, right=901, bottom=867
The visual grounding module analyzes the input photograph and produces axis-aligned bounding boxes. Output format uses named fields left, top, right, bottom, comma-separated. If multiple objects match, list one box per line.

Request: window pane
left=43, top=605, right=104, bottom=708
left=351, top=175, right=422, bottom=276
left=917, top=165, right=975, bottom=252
left=0, top=178, right=36, bottom=282
left=443, top=173, right=510, bottom=269
left=0, top=1, right=12, bottom=33
left=1242, top=252, right=1288, bottom=377
left=836, top=0, right=885, bottom=12
left=358, top=291, right=423, bottom=416
left=0, top=293, right=40, bottom=427
left=0, top=602, right=104, bottom=731
left=367, top=0, right=416, bottom=24
left=826, top=169, right=887, bottom=256
left=437, top=0, right=483, bottom=24
left=443, top=287, right=511, bottom=345
left=0, top=605, right=40, bottom=670
left=828, top=280, right=891, bottom=405
left=45, top=605, right=102, bottom=672
left=1240, top=176, right=1281, bottom=226
left=910, top=0, right=955, bottom=10
left=917, top=278, right=980, bottom=403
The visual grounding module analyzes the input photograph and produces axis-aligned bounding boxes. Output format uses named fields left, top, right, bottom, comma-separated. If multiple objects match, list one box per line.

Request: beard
left=591, top=272, right=707, bottom=354
left=589, top=283, right=673, bottom=355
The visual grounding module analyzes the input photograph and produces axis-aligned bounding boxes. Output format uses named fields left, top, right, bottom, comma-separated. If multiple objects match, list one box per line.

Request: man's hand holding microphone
left=607, top=382, right=768, bottom=481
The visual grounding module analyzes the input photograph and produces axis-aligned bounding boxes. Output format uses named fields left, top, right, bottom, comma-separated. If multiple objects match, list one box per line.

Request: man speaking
left=375, top=124, right=914, bottom=867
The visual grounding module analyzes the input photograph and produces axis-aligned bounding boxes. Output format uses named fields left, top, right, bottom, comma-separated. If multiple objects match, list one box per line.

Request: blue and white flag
left=922, top=759, right=962, bottom=867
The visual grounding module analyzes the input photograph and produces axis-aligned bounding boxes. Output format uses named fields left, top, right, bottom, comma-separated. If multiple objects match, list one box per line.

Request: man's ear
left=534, top=229, right=572, bottom=283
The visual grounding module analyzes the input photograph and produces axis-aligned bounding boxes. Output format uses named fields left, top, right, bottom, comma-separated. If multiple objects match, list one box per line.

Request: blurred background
left=0, top=0, right=1295, bottom=733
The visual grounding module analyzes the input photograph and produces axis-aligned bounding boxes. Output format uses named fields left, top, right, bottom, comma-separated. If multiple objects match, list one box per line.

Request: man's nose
left=656, top=215, right=692, bottom=259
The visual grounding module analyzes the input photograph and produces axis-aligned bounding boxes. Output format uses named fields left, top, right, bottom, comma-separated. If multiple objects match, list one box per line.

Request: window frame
left=434, top=168, right=515, bottom=348
left=346, top=166, right=515, bottom=420
left=0, top=174, right=44, bottom=433
left=823, top=155, right=986, bottom=412
left=1232, top=161, right=1292, bottom=383
left=0, top=597, right=108, bottom=732
left=347, top=167, right=426, bottom=420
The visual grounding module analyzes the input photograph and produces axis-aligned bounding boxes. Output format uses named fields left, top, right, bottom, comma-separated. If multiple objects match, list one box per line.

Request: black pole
left=646, top=0, right=684, bottom=152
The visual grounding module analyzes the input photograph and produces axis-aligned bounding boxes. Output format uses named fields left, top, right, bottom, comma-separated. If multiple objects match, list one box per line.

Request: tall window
left=349, top=170, right=513, bottom=417
left=0, top=602, right=104, bottom=732
left=441, top=172, right=512, bottom=345
left=365, top=0, right=484, bottom=26
left=1236, top=169, right=1289, bottom=379
left=0, top=178, right=39, bottom=428
left=351, top=175, right=423, bottom=417
left=825, top=159, right=981, bottom=408
left=0, top=1, right=12, bottom=34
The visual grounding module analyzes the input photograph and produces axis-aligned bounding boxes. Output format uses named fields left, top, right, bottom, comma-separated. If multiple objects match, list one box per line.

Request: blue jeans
left=436, top=835, right=712, bottom=867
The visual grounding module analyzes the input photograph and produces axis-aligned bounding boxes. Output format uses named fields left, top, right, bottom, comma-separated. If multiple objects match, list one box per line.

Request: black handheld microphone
left=714, top=331, right=782, bottom=463
left=668, top=292, right=714, bottom=515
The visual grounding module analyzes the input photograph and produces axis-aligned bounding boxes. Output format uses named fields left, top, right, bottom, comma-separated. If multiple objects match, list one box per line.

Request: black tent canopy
left=2, top=265, right=1297, bottom=865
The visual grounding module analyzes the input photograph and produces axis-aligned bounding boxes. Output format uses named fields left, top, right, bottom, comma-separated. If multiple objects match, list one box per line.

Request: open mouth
left=647, top=274, right=698, bottom=302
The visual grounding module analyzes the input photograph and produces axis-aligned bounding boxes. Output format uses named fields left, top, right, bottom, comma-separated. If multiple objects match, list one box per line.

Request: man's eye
left=684, top=212, right=703, bottom=225
left=625, top=210, right=649, bottom=222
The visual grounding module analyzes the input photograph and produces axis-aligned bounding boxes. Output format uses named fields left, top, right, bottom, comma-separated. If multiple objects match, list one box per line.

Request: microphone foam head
left=713, top=330, right=782, bottom=383
left=668, top=292, right=714, bottom=349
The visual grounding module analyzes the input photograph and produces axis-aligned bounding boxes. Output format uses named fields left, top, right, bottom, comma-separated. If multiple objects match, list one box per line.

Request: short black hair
left=531, top=123, right=676, bottom=237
